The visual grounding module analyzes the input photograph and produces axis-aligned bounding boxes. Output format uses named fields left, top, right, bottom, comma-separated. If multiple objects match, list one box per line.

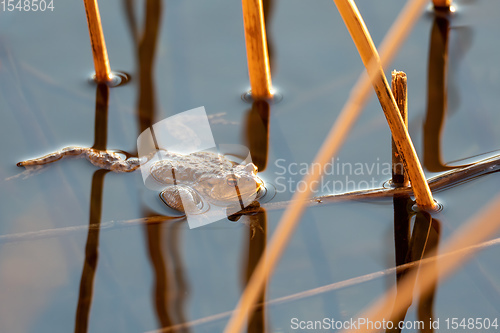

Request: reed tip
left=432, top=0, right=455, bottom=13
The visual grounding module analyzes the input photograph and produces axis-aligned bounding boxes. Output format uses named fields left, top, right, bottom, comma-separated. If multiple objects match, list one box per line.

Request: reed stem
left=83, top=0, right=112, bottom=82
left=333, top=0, right=436, bottom=210
left=433, top=0, right=452, bottom=9
left=391, top=71, right=409, bottom=187
left=241, top=0, right=273, bottom=99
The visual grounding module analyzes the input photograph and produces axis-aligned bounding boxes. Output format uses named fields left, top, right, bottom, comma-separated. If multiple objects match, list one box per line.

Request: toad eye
left=226, top=175, right=238, bottom=187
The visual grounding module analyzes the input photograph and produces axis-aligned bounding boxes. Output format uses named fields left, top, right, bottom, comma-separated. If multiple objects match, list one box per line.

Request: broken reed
left=83, top=0, right=112, bottom=82
left=241, top=0, right=273, bottom=99
left=333, top=0, right=436, bottom=210
left=391, top=71, right=409, bottom=187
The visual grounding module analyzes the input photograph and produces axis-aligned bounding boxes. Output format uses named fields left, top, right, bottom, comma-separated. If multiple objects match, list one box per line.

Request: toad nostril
left=227, top=176, right=238, bottom=187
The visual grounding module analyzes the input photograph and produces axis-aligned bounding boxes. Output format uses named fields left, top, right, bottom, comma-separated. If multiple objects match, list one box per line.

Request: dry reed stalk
left=391, top=71, right=409, bottom=187
left=334, top=0, right=436, bottom=210
left=241, top=0, right=273, bottom=99
left=343, top=193, right=500, bottom=333
left=83, top=0, right=112, bottom=82
left=223, top=1, right=430, bottom=332
left=433, top=0, right=452, bottom=9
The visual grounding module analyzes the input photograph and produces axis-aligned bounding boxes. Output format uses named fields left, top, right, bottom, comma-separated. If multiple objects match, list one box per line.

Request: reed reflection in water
left=74, top=83, right=110, bottom=333
left=242, top=209, right=268, bottom=333
left=423, top=10, right=474, bottom=172
left=389, top=201, right=440, bottom=333
left=124, top=0, right=192, bottom=330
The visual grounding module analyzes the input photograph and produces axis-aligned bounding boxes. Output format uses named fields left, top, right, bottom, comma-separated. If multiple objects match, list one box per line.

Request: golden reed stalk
left=241, top=0, right=273, bottom=99
left=83, top=0, right=112, bottom=82
left=223, top=1, right=431, bottom=332
left=333, top=0, right=436, bottom=210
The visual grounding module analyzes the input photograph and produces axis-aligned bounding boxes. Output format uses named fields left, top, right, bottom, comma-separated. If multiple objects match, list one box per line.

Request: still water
left=1, top=0, right=499, bottom=332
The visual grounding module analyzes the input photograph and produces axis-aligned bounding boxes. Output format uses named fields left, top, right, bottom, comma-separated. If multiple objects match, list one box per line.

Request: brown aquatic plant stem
left=241, top=0, right=273, bottom=99
left=343, top=193, right=500, bottom=333
left=334, top=0, right=436, bottom=210
left=83, top=0, right=112, bottom=82
left=389, top=70, right=412, bottom=330
left=223, top=0, right=431, bottom=332
left=433, top=0, right=452, bottom=9
left=391, top=71, right=409, bottom=187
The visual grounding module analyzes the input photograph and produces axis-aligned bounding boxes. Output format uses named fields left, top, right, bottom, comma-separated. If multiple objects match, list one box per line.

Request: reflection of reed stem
left=424, top=15, right=453, bottom=172
left=147, top=232, right=500, bottom=333
left=244, top=211, right=267, bottom=333
left=245, top=101, right=270, bottom=171
left=344, top=193, right=500, bottom=333
left=83, top=0, right=112, bottom=82
left=75, top=169, right=108, bottom=333
left=389, top=195, right=411, bottom=333
left=126, top=0, right=178, bottom=328
left=333, top=0, right=436, bottom=210
left=241, top=0, right=273, bottom=99
left=147, top=224, right=173, bottom=329
left=92, top=84, right=109, bottom=150
left=75, top=74, right=111, bottom=333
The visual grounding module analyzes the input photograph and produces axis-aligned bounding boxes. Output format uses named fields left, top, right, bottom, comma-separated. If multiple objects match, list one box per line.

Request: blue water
left=0, top=0, right=499, bottom=332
